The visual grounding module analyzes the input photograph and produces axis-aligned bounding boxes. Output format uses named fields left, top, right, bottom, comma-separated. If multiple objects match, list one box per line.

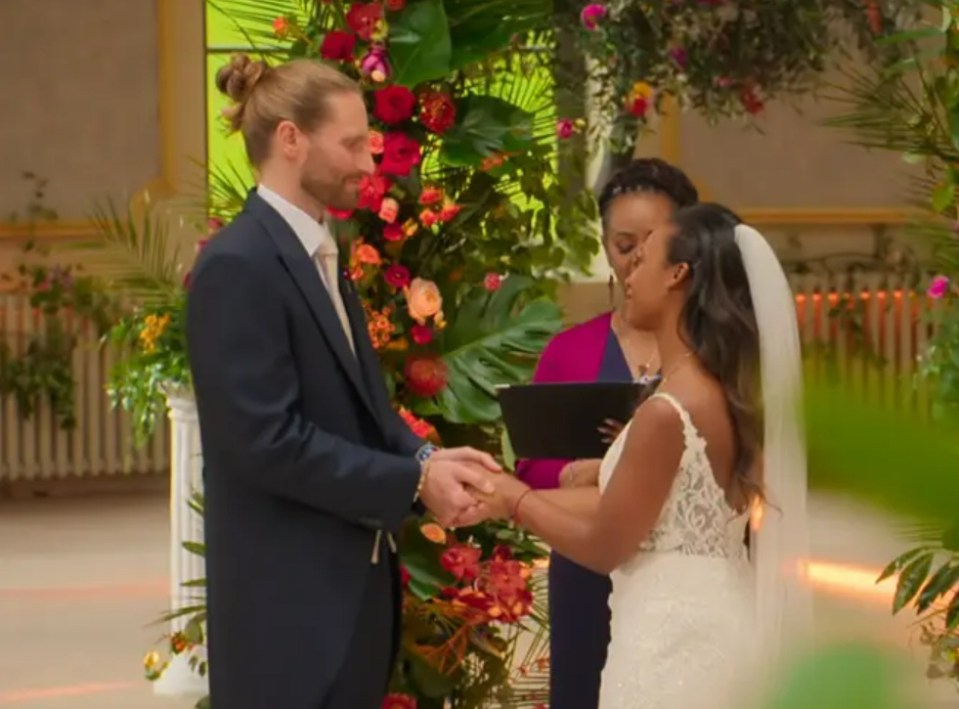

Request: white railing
left=0, top=292, right=168, bottom=483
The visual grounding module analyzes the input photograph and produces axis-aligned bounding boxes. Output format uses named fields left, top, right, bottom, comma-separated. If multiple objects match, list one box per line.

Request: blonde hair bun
left=215, top=54, right=267, bottom=104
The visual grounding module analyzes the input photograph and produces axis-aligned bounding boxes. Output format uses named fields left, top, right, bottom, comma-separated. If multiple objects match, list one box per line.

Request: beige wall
left=0, top=0, right=205, bottom=274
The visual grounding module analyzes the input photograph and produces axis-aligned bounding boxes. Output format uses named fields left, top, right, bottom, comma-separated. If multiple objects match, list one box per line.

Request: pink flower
left=410, top=324, right=433, bottom=345
left=580, top=3, right=606, bottom=30
left=360, top=45, right=390, bottom=83
left=378, top=197, right=400, bottom=223
left=484, top=273, right=503, bottom=291
left=556, top=118, right=575, bottom=139
left=668, top=46, right=688, bottom=68
left=928, top=275, right=951, bottom=299
left=384, top=263, right=411, bottom=289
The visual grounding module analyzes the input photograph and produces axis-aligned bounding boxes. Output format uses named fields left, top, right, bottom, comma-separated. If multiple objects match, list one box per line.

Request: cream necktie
left=314, top=245, right=355, bottom=354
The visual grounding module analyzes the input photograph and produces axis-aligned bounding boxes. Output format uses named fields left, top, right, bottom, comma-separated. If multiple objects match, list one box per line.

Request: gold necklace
left=660, top=351, right=694, bottom=385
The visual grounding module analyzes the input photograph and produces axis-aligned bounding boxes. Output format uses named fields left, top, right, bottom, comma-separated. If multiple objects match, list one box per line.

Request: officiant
left=515, top=158, right=698, bottom=708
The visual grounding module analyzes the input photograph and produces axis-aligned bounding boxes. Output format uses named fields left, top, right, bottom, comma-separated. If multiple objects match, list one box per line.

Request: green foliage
left=561, top=0, right=924, bottom=153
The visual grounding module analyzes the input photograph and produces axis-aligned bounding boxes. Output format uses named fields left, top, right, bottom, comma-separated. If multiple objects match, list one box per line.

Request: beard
left=300, top=141, right=363, bottom=212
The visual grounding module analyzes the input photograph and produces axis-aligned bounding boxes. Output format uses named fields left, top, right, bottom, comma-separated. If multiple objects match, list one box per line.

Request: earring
left=608, top=274, right=616, bottom=306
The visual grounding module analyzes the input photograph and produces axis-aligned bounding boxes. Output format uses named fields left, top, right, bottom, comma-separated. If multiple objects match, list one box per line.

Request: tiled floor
left=0, top=488, right=956, bottom=708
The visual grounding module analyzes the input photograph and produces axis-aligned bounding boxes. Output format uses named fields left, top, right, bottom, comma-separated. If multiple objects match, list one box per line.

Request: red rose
left=419, top=91, right=456, bottom=134
left=384, top=263, right=411, bottom=289
left=382, top=693, right=417, bottom=709
left=358, top=172, right=391, bottom=212
left=410, top=324, right=433, bottom=345
left=346, top=2, right=384, bottom=41
left=386, top=0, right=405, bottom=9
left=320, top=31, right=356, bottom=62
left=381, top=132, right=422, bottom=176
left=484, top=273, right=502, bottom=292
left=441, top=544, right=483, bottom=581
left=404, top=354, right=448, bottom=398
left=373, top=86, right=417, bottom=125
left=419, top=209, right=439, bottom=228
left=383, top=223, right=404, bottom=241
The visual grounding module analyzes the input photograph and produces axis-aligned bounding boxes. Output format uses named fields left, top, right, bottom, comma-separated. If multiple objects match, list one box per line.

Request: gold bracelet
left=414, top=457, right=432, bottom=502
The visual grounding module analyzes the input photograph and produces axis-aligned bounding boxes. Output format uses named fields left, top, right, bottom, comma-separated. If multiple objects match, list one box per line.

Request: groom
left=186, top=56, right=498, bottom=709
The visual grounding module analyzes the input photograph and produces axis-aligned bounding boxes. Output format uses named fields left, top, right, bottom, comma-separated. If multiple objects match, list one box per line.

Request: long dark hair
left=667, top=203, right=763, bottom=505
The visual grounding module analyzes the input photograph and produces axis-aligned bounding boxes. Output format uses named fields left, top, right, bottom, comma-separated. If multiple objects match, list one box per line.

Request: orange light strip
left=0, top=681, right=133, bottom=704
left=804, top=560, right=895, bottom=602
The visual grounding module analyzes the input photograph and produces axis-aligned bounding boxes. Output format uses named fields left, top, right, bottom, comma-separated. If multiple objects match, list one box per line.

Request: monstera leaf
left=440, top=96, right=536, bottom=167
left=388, top=0, right=453, bottom=87
left=433, top=276, right=561, bottom=423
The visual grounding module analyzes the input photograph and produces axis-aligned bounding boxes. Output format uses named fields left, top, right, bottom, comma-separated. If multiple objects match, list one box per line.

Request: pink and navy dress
left=516, top=312, right=637, bottom=708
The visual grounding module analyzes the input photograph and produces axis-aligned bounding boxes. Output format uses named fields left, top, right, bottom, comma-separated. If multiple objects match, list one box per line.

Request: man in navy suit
left=187, top=54, right=498, bottom=708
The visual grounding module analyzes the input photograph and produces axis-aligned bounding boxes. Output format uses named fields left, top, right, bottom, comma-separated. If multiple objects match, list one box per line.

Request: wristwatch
left=415, top=442, right=438, bottom=463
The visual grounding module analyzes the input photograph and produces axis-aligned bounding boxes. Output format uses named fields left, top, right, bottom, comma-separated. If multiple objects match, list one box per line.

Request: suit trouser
left=323, top=547, right=398, bottom=709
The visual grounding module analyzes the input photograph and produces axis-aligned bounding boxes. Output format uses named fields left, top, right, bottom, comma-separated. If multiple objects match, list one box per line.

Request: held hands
left=453, top=470, right=529, bottom=527
left=418, top=447, right=501, bottom=526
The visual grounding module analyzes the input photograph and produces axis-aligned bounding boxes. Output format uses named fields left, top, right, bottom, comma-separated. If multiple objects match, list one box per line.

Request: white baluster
left=153, top=390, right=209, bottom=697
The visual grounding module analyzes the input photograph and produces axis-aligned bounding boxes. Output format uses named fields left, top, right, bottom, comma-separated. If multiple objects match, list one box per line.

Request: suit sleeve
left=186, top=251, right=420, bottom=533
left=514, top=336, right=570, bottom=490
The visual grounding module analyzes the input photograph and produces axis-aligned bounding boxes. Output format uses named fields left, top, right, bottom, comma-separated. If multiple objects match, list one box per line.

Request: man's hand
left=419, top=447, right=500, bottom=526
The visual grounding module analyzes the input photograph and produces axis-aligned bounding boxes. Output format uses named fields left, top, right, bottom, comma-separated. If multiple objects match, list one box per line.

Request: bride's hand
left=459, top=471, right=528, bottom=524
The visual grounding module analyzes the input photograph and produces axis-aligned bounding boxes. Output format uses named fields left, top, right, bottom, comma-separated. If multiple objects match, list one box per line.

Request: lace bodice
left=599, top=392, right=749, bottom=560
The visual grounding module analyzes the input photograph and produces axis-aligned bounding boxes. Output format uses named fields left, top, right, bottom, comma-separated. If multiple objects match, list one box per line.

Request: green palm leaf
left=65, top=198, right=183, bottom=302
left=206, top=0, right=314, bottom=54
left=432, top=276, right=562, bottom=423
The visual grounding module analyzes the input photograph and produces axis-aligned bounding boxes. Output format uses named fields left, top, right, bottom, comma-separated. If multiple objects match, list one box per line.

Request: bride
left=474, top=203, right=812, bottom=707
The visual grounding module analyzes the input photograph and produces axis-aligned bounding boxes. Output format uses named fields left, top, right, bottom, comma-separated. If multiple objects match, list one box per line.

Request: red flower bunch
left=419, top=90, right=456, bottom=134
left=382, top=694, right=417, bottom=709
left=346, top=2, right=384, bottom=41
left=320, top=30, right=356, bottom=61
left=381, top=132, right=422, bottom=176
left=397, top=406, right=438, bottom=442
left=404, top=353, right=448, bottom=397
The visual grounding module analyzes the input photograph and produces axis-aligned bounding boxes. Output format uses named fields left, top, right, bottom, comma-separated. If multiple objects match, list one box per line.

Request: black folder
left=498, top=382, right=644, bottom=460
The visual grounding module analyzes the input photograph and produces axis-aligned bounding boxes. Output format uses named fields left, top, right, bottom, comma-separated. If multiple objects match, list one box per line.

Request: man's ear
left=275, top=120, right=300, bottom=158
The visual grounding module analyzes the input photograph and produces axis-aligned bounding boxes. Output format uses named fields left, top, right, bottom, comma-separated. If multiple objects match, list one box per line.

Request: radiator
left=0, top=292, right=169, bottom=482
left=789, top=271, right=933, bottom=414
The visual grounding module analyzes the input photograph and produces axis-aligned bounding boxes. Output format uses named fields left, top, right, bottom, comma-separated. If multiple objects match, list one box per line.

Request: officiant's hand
left=598, top=418, right=625, bottom=444
left=420, top=448, right=500, bottom=526
left=560, top=458, right=602, bottom=488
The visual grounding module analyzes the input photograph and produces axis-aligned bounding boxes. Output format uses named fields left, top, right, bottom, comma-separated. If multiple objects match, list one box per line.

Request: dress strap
left=649, top=392, right=696, bottom=441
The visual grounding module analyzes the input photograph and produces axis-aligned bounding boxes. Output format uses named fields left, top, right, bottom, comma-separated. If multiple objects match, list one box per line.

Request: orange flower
left=420, top=523, right=447, bottom=544
left=354, top=242, right=382, bottom=265
left=368, top=130, right=385, bottom=155
left=419, top=209, right=439, bottom=228
left=626, top=81, right=654, bottom=117
left=402, top=218, right=420, bottom=237
left=439, top=201, right=462, bottom=223
left=419, top=186, right=444, bottom=206
left=405, top=278, right=442, bottom=324
left=363, top=303, right=395, bottom=350
left=481, top=153, right=507, bottom=171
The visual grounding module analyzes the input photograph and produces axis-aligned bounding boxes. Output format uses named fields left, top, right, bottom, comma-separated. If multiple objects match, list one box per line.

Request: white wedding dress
left=597, top=392, right=756, bottom=709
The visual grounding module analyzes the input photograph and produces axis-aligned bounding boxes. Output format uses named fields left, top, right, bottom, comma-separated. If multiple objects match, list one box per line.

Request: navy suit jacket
left=186, top=191, right=423, bottom=707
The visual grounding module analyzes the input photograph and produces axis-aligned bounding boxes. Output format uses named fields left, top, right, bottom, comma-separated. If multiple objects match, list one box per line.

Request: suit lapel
left=247, top=192, right=377, bottom=418
left=340, top=276, right=395, bottom=420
